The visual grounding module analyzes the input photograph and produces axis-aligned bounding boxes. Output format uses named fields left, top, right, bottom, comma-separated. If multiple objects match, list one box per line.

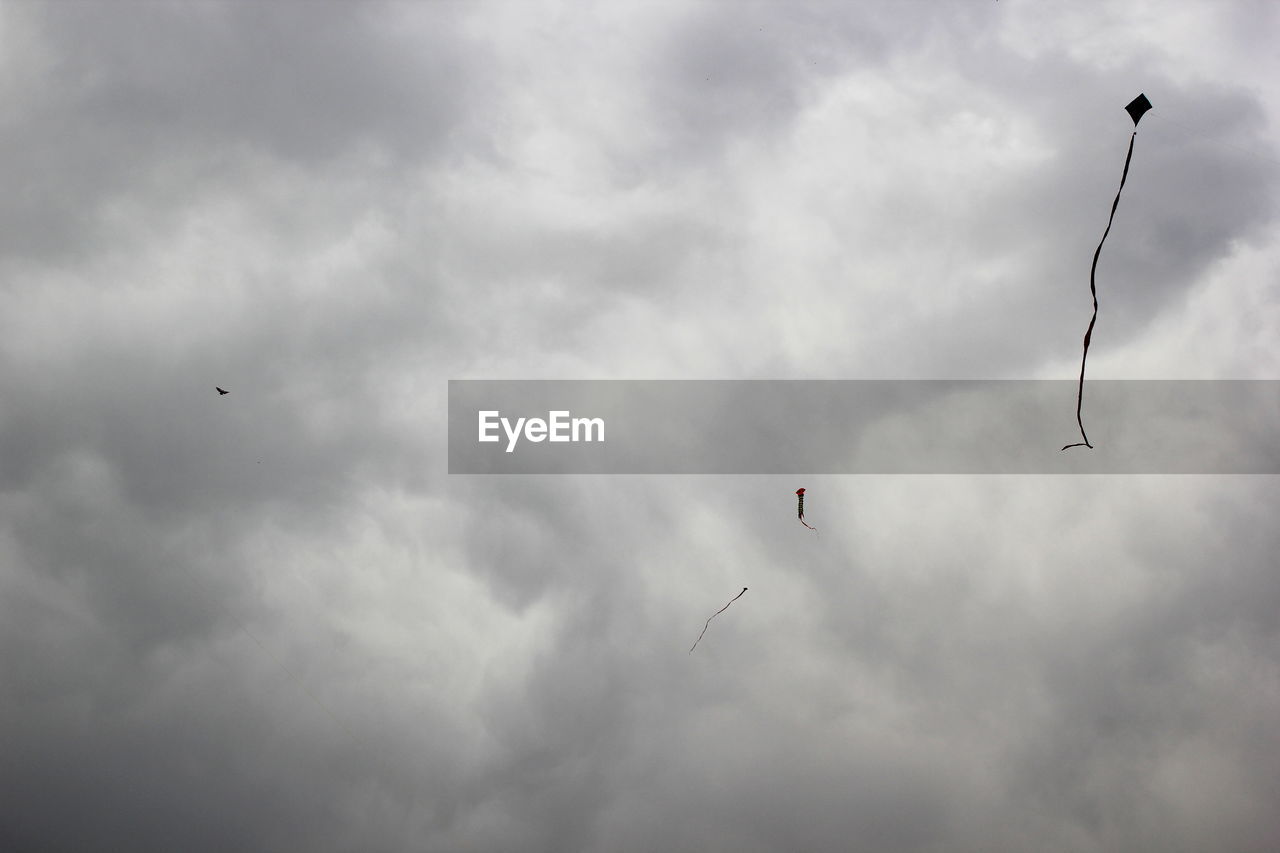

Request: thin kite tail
left=689, top=618, right=714, bottom=653
left=1064, top=130, right=1137, bottom=452
left=1062, top=318, right=1096, bottom=450
left=689, top=588, right=748, bottom=653
left=799, top=518, right=818, bottom=533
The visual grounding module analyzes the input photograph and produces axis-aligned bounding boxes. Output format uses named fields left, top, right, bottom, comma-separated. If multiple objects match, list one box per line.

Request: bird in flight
left=216, top=387, right=229, bottom=395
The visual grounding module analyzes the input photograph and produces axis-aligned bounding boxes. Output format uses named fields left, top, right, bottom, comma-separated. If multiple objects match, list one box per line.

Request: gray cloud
left=0, top=0, right=484, bottom=262
left=2, top=1, right=1278, bottom=851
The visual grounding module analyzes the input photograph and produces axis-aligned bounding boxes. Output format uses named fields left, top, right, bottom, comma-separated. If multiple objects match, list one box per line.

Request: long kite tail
left=1065, top=97, right=1148, bottom=451
left=689, top=587, right=748, bottom=653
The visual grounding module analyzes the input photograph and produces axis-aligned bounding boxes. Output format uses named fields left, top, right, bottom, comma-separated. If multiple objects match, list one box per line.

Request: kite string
left=689, top=588, right=747, bottom=653
left=1064, top=130, right=1137, bottom=451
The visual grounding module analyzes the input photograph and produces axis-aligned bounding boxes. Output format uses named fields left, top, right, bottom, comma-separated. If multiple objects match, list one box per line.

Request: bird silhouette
left=216, top=387, right=229, bottom=395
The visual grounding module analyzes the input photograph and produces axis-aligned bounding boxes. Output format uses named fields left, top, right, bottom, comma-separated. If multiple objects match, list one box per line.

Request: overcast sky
left=1, top=1, right=1278, bottom=851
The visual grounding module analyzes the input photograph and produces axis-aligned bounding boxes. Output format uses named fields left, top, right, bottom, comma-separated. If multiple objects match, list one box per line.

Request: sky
left=1, top=1, right=1278, bottom=851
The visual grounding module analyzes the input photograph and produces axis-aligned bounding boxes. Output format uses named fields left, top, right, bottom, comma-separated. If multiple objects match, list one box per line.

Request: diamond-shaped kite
left=1125, top=93, right=1152, bottom=126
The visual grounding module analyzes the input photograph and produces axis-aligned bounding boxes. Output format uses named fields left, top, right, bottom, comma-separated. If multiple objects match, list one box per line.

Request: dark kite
left=1063, top=93, right=1152, bottom=451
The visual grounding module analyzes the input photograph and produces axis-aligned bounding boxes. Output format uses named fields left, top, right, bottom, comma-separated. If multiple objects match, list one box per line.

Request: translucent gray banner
left=448, top=380, right=1279, bottom=474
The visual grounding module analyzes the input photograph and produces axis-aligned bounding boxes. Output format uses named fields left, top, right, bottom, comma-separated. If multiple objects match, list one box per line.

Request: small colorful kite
left=795, top=487, right=817, bottom=533
left=689, top=587, right=748, bottom=653
left=1064, top=93, right=1152, bottom=451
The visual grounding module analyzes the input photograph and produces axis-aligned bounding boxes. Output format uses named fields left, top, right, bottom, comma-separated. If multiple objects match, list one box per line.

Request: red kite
left=796, top=487, right=817, bottom=533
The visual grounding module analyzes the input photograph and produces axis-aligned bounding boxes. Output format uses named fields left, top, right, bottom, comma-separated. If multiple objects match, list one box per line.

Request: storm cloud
left=1, top=1, right=1278, bottom=851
